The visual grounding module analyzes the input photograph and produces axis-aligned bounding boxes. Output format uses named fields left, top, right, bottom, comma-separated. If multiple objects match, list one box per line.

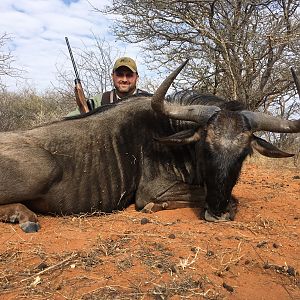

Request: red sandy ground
left=0, top=158, right=299, bottom=300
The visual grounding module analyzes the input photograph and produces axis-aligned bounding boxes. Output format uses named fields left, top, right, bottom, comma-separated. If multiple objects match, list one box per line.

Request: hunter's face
left=112, top=66, right=138, bottom=97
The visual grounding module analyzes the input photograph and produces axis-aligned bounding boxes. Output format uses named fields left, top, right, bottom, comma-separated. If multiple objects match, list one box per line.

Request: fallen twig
left=20, top=252, right=78, bottom=282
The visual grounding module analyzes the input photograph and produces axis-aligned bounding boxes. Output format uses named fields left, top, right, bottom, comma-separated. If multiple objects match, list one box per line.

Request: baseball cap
left=113, top=57, right=137, bottom=73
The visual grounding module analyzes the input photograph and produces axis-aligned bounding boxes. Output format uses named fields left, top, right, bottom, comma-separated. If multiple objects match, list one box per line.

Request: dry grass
left=0, top=89, right=73, bottom=132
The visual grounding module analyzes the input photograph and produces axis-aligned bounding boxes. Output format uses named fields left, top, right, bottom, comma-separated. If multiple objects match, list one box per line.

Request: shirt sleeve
left=92, top=94, right=102, bottom=108
left=66, top=108, right=81, bottom=117
left=66, top=93, right=103, bottom=117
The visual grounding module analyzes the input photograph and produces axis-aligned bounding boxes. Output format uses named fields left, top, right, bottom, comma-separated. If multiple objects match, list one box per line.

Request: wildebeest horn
left=241, top=68, right=300, bottom=133
left=241, top=111, right=300, bottom=133
left=151, top=59, right=189, bottom=112
left=151, top=60, right=220, bottom=125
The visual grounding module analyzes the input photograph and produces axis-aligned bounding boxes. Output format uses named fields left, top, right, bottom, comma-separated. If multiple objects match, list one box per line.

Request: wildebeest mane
left=166, top=90, right=247, bottom=111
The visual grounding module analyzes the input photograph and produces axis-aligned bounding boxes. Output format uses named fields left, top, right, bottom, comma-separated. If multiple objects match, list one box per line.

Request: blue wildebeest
left=0, top=61, right=299, bottom=232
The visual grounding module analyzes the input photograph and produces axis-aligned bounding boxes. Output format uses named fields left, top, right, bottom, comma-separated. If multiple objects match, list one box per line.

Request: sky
left=0, top=0, right=142, bottom=92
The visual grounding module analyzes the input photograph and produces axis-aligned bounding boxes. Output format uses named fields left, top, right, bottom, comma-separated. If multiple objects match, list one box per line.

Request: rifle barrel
left=65, top=37, right=80, bottom=80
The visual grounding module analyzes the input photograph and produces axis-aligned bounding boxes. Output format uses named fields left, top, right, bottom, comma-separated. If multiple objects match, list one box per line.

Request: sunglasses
left=114, top=71, right=135, bottom=78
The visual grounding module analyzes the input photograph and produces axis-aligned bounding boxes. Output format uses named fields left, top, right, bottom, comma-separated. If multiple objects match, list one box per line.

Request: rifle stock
left=65, top=37, right=90, bottom=114
left=74, top=79, right=89, bottom=114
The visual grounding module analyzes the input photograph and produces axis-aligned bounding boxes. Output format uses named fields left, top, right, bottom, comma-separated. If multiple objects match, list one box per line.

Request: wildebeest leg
left=141, top=200, right=199, bottom=213
left=136, top=179, right=206, bottom=213
left=0, top=145, right=62, bottom=232
left=0, top=203, right=40, bottom=232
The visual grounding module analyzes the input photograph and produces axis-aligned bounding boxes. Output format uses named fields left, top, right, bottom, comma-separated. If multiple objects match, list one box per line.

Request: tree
left=100, top=0, right=300, bottom=112
left=0, top=33, right=22, bottom=90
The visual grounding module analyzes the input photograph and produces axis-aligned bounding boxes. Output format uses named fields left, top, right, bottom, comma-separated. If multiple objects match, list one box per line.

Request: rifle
left=65, top=37, right=93, bottom=114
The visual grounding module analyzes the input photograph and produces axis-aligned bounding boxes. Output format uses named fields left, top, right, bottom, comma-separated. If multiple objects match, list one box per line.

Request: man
left=67, top=57, right=151, bottom=116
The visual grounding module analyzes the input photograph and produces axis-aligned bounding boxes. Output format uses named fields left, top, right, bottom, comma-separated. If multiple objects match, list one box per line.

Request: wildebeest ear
left=251, top=135, right=294, bottom=158
left=154, top=129, right=201, bottom=145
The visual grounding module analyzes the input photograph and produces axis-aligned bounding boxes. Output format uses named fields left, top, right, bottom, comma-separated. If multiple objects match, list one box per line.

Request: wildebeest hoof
left=141, top=202, right=155, bottom=213
left=162, top=202, right=168, bottom=209
left=141, top=202, right=168, bottom=213
left=204, top=210, right=230, bottom=222
left=19, top=221, right=41, bottom=233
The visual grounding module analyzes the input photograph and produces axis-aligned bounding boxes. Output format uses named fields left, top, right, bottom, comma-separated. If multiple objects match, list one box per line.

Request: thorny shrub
left=0, top=88, right=74, bottom=131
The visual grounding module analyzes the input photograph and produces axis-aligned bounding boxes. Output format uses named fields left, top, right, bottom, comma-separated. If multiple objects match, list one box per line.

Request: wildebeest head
left=151, top=61, right=300, bottom=221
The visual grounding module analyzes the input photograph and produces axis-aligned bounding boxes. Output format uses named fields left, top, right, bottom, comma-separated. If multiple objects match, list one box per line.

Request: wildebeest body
left=0, top=62, right=299, bottom=232
left=0, top=98, right=203, bottom=218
